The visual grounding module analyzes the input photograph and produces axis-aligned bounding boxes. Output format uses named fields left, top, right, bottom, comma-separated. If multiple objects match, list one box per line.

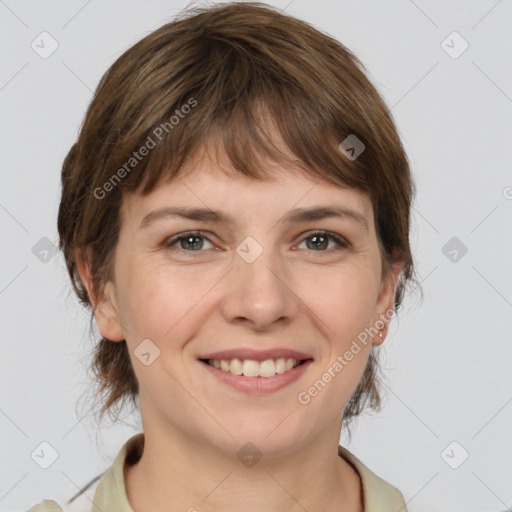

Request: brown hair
left=58, top=1, right=420, bottom=439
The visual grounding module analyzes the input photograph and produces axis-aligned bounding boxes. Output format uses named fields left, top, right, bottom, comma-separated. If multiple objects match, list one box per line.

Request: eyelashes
left=163, top=231, right=215, bottom=253
left=162, top=230, right=349, bottom=256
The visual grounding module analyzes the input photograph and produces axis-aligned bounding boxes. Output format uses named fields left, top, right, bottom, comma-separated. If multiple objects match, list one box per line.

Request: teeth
left=207, top=357, right=302, bottom=377
left=230, top=358, right=243, bottom=375
left=275, top=358, right=286, bottom=374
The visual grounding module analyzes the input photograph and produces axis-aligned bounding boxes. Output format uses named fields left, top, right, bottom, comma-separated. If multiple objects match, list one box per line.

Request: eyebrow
left=139, top=205, right=369, bottom=233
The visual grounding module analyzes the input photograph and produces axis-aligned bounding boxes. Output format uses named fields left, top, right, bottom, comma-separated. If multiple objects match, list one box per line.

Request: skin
left=77, top=146, right=404, bottom=512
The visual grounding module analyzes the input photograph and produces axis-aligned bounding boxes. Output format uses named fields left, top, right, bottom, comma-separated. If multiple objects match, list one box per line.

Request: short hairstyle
left=58, top=1, right=420, bottom=435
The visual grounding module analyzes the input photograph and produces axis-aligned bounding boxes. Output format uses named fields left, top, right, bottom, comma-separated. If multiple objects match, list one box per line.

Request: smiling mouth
left=199, top=358, right=311, bottom=378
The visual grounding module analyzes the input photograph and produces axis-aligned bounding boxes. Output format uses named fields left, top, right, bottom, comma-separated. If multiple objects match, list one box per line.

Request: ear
left=372, top=258, right=405, bottom=346
left=75, top=248, right=125, bottom=342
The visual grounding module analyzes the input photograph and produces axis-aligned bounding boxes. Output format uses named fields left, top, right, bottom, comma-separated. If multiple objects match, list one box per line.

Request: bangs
left=93, top=21, right=374, bottom=200
left=128, top=96, right=369, bottom=197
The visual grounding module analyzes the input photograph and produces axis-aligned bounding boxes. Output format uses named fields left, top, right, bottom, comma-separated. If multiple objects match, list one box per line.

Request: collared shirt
left=27, top=433, right=407, bottom=512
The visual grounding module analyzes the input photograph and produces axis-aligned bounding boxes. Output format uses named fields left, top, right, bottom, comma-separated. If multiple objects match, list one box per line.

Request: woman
left=29, top=2, right=419, bottom=510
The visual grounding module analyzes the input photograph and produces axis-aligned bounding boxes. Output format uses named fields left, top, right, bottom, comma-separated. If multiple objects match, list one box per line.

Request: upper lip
left=198, top=348, right=314, bottom=362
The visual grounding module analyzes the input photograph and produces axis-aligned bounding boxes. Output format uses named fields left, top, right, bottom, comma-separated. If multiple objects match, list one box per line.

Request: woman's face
left=89, top=150, right=403, bottom=455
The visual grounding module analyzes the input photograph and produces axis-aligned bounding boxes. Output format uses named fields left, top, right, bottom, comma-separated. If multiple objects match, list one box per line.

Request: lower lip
left=200, top=359, right=313, bottom=394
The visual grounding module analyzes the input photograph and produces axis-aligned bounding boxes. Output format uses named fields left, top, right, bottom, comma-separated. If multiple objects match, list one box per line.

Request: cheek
left=306, top=267, right=378, bottom=338
left=115, top=262, right=216, bottom=344
left=115, top=268, right=202, bottom=394
left=305, top=269, right=376, bottom=387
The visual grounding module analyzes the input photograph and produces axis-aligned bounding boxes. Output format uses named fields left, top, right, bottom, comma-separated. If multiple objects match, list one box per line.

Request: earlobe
left=372, top=259, right=405, bottom=346
left=75, top=249, right=125, bottom=342
left=96, top=282, right=125, bottom=342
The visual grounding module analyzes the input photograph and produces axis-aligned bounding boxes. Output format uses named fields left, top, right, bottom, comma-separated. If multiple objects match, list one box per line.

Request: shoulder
left=338, top=445, right=408, bottom=511
left=27, top=434, right=140, bottom=512
left=27, top=474, right=101, bottom=512
left=26, top=500, right=63, bottom=512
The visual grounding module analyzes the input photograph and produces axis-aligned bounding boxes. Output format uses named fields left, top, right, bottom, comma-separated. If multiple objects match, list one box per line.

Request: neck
left=124, top=403, right=363, bottom=512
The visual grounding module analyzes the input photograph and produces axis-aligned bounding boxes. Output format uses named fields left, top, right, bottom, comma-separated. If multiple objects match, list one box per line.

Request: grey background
left=1, top=1, right=511, bottom=511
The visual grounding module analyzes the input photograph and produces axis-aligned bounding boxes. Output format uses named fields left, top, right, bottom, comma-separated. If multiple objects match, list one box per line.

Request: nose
left=220, top=244, right=299, bottom=331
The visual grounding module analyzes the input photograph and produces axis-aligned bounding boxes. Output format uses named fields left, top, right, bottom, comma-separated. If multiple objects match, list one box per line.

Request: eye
left=163, top=231, right=215, bottom=253
left=162, top=230, right=349, bottom=255
left=296, top=231, right=349, bottom=253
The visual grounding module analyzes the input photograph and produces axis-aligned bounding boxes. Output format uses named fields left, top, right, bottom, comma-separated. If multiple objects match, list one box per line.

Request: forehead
left=121, top=151, right=374, bottom=230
